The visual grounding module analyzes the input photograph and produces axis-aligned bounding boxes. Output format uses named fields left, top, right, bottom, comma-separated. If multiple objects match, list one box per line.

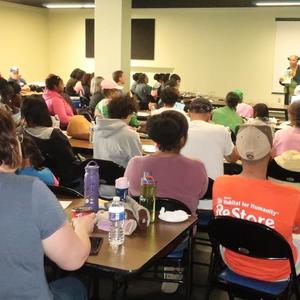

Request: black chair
left=267, top=159, right=300, bottom=184
left=206, top=216, right=300, bottom=300
left=79, top=158, right=125, bottom=187
left=48, top=185, right=83, bottom=199
left=136, top=197, right=193, bottom=299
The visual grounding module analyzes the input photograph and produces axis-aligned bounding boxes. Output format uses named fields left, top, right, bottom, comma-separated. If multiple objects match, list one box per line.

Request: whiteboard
left=272, top=20, right=300, bottom=94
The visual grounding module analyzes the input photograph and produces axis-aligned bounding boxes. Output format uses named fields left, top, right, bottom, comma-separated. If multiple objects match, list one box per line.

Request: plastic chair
left=206, top=216, right=300, bottom=300
left=48, top=185, right=83, bottom=199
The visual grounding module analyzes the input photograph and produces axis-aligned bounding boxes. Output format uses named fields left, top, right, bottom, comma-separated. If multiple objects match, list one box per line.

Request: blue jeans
left=49, top=277, right=88, bottom=300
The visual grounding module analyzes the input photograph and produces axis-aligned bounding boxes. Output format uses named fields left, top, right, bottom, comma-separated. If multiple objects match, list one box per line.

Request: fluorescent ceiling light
left=255, top=2, right=300, bottom=6
left=43, top=3, right=95, bottom=8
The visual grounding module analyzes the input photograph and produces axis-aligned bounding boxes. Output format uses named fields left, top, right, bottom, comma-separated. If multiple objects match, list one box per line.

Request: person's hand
left=73, top=213, right=96, bottom=234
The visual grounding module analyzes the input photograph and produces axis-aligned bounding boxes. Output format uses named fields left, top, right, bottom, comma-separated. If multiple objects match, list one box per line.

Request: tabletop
left=63, top=198, right=197, bottom=275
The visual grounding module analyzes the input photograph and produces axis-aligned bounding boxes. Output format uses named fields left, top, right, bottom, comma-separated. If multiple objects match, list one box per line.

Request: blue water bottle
left=84, top=160, right=99, bottom=212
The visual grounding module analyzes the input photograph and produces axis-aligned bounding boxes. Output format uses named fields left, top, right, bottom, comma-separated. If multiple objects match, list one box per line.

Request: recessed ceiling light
left=43, top=3, right=95, bottom=9
left=255, top=2, right=300, bottom=6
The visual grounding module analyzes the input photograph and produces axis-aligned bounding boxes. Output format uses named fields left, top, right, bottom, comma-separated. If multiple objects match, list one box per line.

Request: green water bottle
left=139, top=172, right=156, bottom=223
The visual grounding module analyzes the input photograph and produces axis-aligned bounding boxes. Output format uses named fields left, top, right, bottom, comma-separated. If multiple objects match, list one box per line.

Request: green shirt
left=212, top=106, right=243, bottom=134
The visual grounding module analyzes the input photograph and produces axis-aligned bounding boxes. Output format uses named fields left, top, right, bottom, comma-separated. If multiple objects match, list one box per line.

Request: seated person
left=125, top=110, right=208, bottom=214
left=0, top=78, right=22, bottom=124
left=213, top=123, right=300, bottom=282
left=21, top=95, right=79, bottom=187
left=94, top=79, right=120, bottom=118
left=65, top=68, right=85, bottom=96
left=151, top=86, right=188, bottom=118
left=112, top=70, right=125, bottom=90
left=16, top=134, right=58, bottom=186
left=0, top=109, right=95, bottom=300
left=43, top=74, right=75, bottom=130
left=134, top=73, right=152, bottom=110
left=273, top=100, right=300, bottom=156
left=89, top=76, right=104, bottom=114
left=235, top=89, right=254, bottom=119
left=181, top=98, right=238, bottom=180
left=7, top=66, right=30, bottom=92
left=93, top=95, right=142, bottom=168
left=212, top=91, right=244, bottom=134
left=131, top=72, right=141, bottom=95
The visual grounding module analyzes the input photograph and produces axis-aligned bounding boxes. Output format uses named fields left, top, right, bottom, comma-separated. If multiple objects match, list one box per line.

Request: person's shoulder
left=179, top=154, right=206, bottom=168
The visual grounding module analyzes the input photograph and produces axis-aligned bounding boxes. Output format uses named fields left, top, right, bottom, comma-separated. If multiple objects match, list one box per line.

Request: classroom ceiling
left=3, top=0, right=292, bottom=9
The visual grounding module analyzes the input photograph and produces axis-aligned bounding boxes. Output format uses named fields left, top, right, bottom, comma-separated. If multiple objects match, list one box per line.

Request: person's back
left=214, top=175, right=300, bottom=281
left=93, top=95, right=142, bottom=168
left=213, top=123, right=300, bottom=282
left=125, top=154, right=207, bottom=213
left=273, top=101, right=300, bottom=156
left=93, top=119, right=141, bottom=167
left=0, top=174, right=64, bottom=299
left=125, top=110, right=208, bottom=214
left=212, top=91, right=243, bottom=133
left=182, top=121, right=233, bottom=179
left=212, top=106, right=242, bottom=133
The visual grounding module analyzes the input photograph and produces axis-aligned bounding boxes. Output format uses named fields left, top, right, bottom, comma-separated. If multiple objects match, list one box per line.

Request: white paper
left=142, top=144, right=156, bottom=153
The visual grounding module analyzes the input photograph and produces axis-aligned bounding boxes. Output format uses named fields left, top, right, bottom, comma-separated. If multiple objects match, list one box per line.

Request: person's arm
left=52, top=96, right=72, bottom=125
left=31, top=179, right=95, bottom=270
left=42, top=214, right=95, bottom=270
left=292, top=193, right=300, bottom=234
left=224, top=146, right=239, bottom=163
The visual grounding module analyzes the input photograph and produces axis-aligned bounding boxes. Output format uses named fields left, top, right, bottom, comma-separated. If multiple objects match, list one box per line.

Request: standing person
left=181, top=98, right=238, bottom=180
left=43, top=74, right=74, bottom=129
left=89, top=76, right=104, bottom=114
left=212, top=91, right=243, bottom=135
left=7, top=66, right=30, bottom=92
left=112, top=70, right=125, bottom=90
left=213, top=123, right=300, bottom=282
left=125, top=110, right=208, bottom=214
left=273, top=100, right=300, bottom=156
left=0, top=109, right=95, bottom=300
left=280, top=55, right=300, bottom=105
left=134, top=73, right=152, bottom=110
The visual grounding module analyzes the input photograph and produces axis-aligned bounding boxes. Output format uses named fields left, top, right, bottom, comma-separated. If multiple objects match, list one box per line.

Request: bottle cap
left=115, top=177, right=129, bottom=189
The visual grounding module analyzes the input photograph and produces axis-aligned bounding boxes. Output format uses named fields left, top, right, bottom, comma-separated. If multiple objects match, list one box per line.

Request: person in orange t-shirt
left=213, top=122, right=300, bottom=282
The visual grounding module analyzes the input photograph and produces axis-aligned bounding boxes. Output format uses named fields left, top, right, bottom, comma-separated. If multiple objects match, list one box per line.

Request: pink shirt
left=43, top=89, right=74, bottom=126
left=124, top=154, right=208, bottom=214
left=273, top=127, right=300, bottom=156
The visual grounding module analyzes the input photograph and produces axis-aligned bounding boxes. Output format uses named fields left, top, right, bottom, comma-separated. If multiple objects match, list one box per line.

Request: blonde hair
left=90, top=76, right=104, bottom=95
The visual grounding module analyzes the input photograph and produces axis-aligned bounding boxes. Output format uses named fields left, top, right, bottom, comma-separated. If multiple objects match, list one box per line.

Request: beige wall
left=131, top=7, right=300, bottom=105
left=48, top=9, right=94, bottom=83
left=2, top=2, right=300, bottom=106
left=0, top=1, right=48, bottom=83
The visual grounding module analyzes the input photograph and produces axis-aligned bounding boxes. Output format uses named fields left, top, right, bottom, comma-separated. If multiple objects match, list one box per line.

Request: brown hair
left=108, top=95, right=138, bottom=119
left=289, top=101, right=300, bottom=127
left=0, top=109, right=21, bottom=168
left=112, top=70, right=123, bottom=83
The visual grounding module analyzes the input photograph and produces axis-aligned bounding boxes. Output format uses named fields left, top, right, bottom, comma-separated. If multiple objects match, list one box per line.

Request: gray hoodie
left=93, top=118, right=142, bottom=168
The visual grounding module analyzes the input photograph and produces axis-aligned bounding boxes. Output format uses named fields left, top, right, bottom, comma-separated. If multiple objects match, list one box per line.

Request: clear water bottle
left=84, top=160, right=99, bottom=212
left=108, top=196, right=125, bottom=249
left=139, top=172, right=156, bottom=223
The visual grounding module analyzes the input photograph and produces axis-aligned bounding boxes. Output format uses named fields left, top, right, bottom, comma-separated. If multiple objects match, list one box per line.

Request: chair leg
left=227, top=292, right=235, bottom=300
left=185, top=231, right=193, bottom=300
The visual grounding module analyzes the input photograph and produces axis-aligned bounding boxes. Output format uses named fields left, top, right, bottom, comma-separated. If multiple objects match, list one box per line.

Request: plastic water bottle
left=139, top=172, right=156, bottom=223
left=115, top=177, right=129, bottom=202
left=89, top=121, right=95, bottom=143
left=84, top=160, right=99, bottom=212
left=108, top=196, right=125, bottom=249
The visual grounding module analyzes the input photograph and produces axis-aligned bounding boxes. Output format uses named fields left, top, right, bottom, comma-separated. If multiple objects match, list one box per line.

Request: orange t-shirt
left=213, top=175, right=300, bottom=281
